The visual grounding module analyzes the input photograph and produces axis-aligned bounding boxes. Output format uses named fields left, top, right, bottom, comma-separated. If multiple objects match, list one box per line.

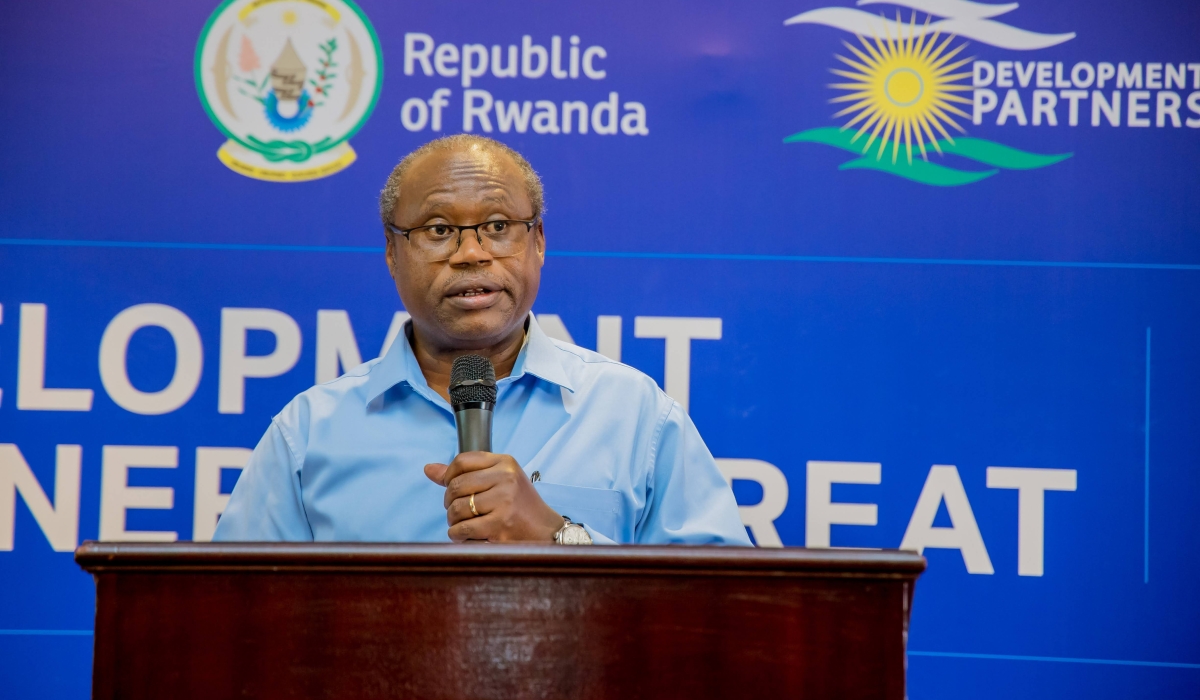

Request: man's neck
left=410, top=321, right=526, bottom=402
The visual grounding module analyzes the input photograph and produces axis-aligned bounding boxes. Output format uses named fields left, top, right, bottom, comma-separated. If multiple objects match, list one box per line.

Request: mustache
left=439, top=271, right=508, bottom=293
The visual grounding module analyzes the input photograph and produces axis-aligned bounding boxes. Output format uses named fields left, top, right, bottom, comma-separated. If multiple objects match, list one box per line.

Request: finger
left=424, top=463, right=449, bottom=485
left=443, top=468, right=506, bottom=509
left=446, top=488, right=499, bottom=526
left=439, top=451, right=505, bottom=486
left=448, top=512, right=500, bottom=543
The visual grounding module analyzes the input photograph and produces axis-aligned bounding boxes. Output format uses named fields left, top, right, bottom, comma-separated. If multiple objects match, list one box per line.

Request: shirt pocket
left=533, top=482, right=628, bottom=543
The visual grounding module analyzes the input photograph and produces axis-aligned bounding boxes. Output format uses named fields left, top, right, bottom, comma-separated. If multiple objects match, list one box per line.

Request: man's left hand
left=424, top=452, right=564, bottom=542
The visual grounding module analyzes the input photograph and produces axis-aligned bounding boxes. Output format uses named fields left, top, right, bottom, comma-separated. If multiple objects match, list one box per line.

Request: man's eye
left=485, top=221, right=508, bottom=234
left=428, top=225, right=454, bottom=237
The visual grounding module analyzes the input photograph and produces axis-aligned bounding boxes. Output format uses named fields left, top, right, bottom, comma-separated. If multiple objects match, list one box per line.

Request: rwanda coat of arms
left=195, top=0, right=382, bottom=182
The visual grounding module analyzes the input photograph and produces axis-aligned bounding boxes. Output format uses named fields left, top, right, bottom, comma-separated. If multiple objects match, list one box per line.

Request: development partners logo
left=784, top=0, right=1071, bottom=186
left=196, top=0, right=382, bottom=182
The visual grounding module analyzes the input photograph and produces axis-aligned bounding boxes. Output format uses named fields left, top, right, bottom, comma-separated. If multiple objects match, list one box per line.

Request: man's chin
left=436, top=301, right=522, bottom=345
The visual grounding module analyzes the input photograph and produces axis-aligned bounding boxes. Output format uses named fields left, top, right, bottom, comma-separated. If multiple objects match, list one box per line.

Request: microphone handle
left=455, top=403, right=493, bottom=453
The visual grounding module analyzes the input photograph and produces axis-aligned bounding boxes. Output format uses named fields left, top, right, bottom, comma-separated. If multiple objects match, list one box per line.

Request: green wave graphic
left=785, top=126, right=886, bottom=151
left=838, top=157, right=997, bottom=186
left=784, top=127, right=1072, bottom=186
left=938, top=138, right=1072, bottom=169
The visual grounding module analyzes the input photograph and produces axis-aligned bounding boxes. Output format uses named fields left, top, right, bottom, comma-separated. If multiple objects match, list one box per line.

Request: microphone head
left=449, top=354, right=497, bottom=406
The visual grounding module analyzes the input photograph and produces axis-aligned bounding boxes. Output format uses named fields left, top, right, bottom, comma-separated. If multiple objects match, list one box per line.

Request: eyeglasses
left=386, top=215, right=540, bottom=262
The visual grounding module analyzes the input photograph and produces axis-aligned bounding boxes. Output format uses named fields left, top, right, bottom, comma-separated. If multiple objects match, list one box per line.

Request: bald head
left=379, top=134, right=544, bottom=226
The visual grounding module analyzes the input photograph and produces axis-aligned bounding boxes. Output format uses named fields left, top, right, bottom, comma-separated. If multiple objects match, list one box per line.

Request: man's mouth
left=455, top=287, right=492, bottom=297
left=444, top=280, right=505, bottom=310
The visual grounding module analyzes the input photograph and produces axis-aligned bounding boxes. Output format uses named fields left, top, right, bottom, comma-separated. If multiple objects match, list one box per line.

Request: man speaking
left=215, top=135, right=750, bottom=546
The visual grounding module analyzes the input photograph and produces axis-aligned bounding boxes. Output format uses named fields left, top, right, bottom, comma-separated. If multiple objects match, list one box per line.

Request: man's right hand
left=423, top=452, right=564, bottom=543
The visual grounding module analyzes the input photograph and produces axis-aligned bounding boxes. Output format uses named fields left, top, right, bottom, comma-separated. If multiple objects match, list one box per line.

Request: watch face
left=561, top=524, right=593, bottom=545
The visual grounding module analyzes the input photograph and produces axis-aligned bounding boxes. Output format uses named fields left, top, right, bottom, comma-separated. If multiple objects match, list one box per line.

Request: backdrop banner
left=1, top=0, right=1198, bottom=697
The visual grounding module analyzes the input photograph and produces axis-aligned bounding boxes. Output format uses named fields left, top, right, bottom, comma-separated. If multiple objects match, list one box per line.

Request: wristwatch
left=554, top=516, right=593, bottom=545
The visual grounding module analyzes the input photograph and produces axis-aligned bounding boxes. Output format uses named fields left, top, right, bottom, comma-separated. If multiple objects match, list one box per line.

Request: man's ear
left=535, top=222, right=546, bottom=265
left=385, top=232, right=397, bottom=278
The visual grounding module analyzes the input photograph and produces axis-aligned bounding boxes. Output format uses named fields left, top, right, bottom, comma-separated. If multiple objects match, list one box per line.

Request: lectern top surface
left=75, top=541, right=925, bottom=577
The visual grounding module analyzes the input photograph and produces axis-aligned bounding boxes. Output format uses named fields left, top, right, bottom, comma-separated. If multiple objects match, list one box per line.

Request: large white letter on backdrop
left=805, top=461, right=881, bottom=548
left=192, top=447, right=251, bottom=542
left=987, top=466, right=1078, bottom=576
left=901, top=465, right=994, bottom=574
left=17, top=303, right=93, bottom=411
left=595, top=316, right=622, bottom=361
left=533, top=314, right=624, bottom=361
left=715, top=458, right=788, bottom=547
left=633, top=317, right=722, bottom=413
left=315, top=310, right=410, bottom=384
left=99, top=446, right=178, bottom=542
left=99, top=304, right=203, bottom=415
left=0, top=444, right=81, bottom=551
left=535, top=314, right=574, bottom=344
left=532, top=314, right=623, bottom=361
left=218, top=308, right=301, bottom=414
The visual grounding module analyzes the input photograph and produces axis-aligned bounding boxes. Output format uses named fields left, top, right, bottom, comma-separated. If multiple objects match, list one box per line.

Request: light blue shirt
left=215, top=315, right=751, bottom=545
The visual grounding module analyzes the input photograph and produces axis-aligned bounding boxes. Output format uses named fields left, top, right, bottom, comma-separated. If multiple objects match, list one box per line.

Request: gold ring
left=469, top=493, right=479, bottom=517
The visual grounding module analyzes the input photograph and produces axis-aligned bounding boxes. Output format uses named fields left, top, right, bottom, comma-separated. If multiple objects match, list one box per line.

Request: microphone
left=449, top=355, right=497, bottom=453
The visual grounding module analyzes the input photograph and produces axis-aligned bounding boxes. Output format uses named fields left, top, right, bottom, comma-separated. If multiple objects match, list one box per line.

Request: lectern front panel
left=77, top=543, right=924, bottom=700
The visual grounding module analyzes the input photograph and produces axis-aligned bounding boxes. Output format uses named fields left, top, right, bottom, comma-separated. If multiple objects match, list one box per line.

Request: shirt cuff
left=581, top=524, right=617, bottom=545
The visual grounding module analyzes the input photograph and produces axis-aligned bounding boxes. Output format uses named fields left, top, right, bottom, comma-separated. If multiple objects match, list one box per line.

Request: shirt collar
left=364, top=313, right=574, bottom=404
left=510, top=313, right=574, bottom=393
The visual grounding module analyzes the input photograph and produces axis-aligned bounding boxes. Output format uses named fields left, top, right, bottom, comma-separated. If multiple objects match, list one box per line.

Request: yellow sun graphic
left=830, top=13, right=973, bottom=165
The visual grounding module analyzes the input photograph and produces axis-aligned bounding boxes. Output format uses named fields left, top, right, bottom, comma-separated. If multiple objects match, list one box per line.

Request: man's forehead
left=404, top=146, right=518, bottom=190
left=398, top=145, right=529, bottom=211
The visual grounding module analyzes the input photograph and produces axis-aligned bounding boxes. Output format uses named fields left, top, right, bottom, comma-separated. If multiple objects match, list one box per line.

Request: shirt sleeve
left=635, top=402, right=754, bottom=546
left=212, top=418, right=314, bottom=541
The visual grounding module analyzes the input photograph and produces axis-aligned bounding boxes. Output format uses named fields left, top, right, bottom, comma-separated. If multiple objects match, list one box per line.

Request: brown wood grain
left=77, top=542, right=924, bottom=700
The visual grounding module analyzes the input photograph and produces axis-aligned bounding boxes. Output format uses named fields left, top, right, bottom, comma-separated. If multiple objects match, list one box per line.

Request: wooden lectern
left=75, top=542, right=924, bottom=699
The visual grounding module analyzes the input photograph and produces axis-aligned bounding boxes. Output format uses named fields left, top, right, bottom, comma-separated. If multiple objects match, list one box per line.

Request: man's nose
left=448, top=228, right=492, bottom=266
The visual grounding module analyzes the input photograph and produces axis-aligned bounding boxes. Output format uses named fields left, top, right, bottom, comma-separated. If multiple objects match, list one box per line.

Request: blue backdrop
left=2, top=0, right=1198, bottom=697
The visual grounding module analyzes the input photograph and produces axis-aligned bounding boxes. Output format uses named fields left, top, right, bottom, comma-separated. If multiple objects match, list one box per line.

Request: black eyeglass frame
left=384, top=215, right=541, bottom=258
